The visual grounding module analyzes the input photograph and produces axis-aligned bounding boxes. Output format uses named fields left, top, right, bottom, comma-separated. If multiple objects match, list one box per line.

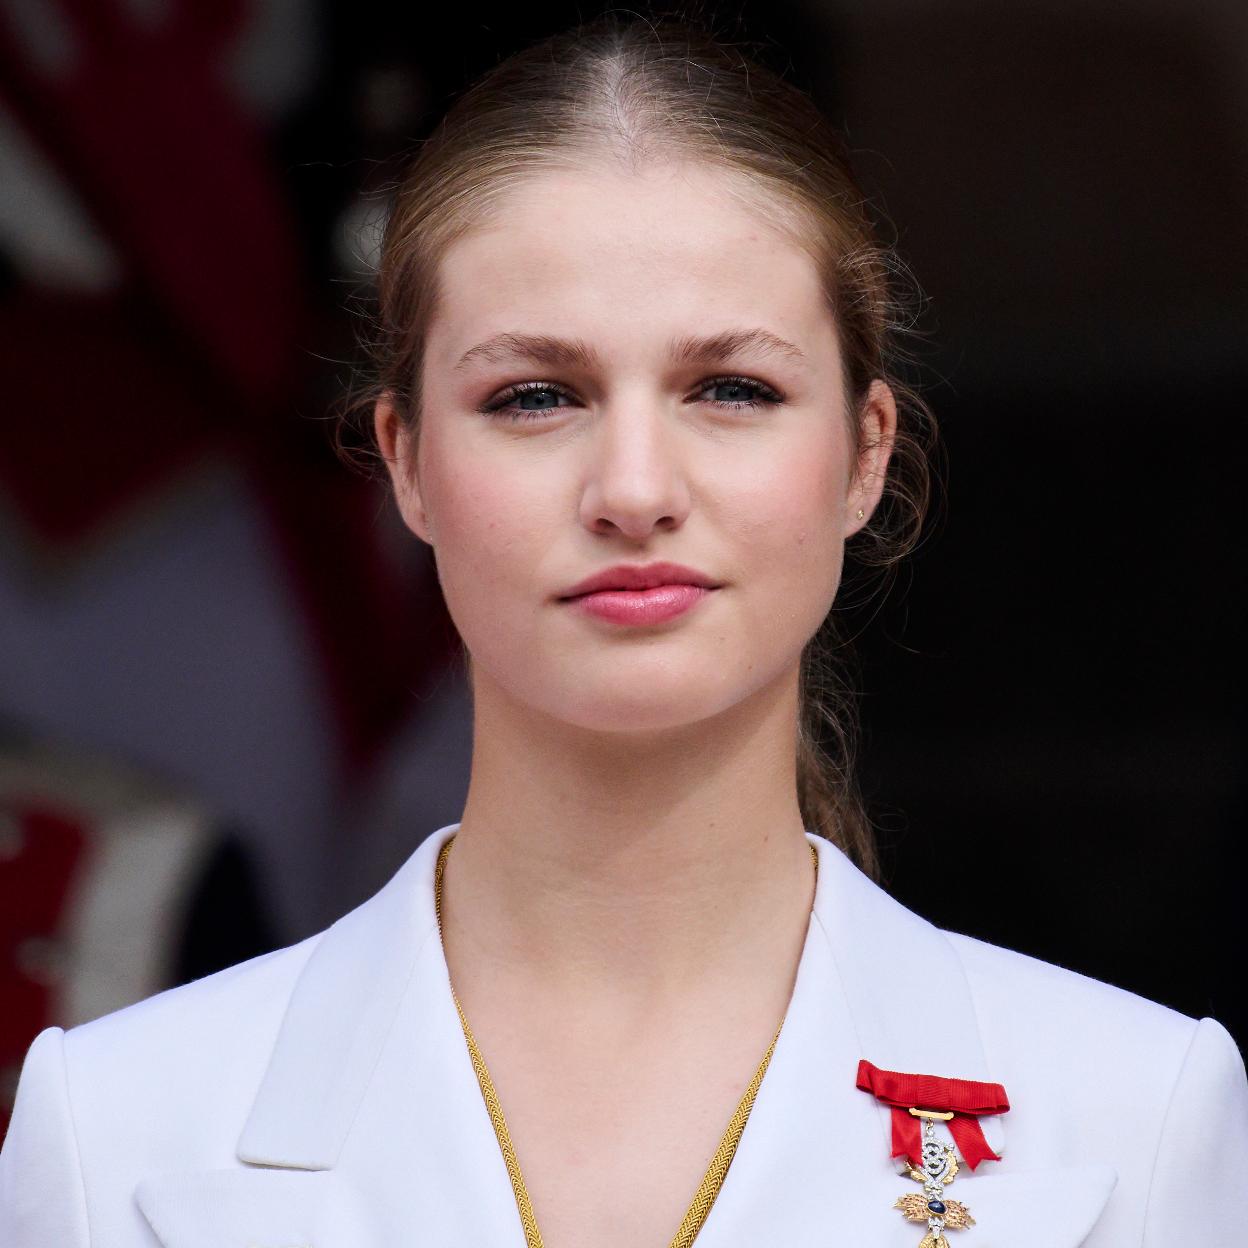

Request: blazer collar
left=693, top=833, right=1116, bottom=1247
left=233, top=822, right=451, bottom=1171
left=804, top=830, right=1008, bottom=1161
left=136, top=824, right=1116, bottom=1247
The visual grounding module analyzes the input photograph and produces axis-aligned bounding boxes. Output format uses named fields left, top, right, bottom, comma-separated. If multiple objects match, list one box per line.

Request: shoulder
left=945, top=926, right=1199, bottom=1055
left=61, top=930, right=322, bottom=1100
left=943, top=925, right=1247, bottom=1170
left=10, top=827, right=448, bottom=1171
left=66, top=927, right=322, bottom=1054
left=31, top=931, right=327, bottom=1179
left=0, top=933, right=327, bottom=1244
left=943, top=925, right=1204, bottom=1093
left=941, top=926, right=1248, bottom=1242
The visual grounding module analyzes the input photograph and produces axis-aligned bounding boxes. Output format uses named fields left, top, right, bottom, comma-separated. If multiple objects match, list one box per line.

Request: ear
left=374, top=392, right=434, bottom=545
left=845, top=379, right=898, bottom=537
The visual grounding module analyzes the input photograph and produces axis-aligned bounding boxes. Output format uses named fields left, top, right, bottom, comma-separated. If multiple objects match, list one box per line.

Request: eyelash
left=480, top=375, right=784, bottom=423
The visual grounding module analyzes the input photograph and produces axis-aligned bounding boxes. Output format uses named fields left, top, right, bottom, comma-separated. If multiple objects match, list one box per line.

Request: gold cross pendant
left=893, top=1109, right=977, bottom=1248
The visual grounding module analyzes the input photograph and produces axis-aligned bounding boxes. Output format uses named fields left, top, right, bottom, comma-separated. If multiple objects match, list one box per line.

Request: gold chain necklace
left=434, top=835, right=818, bottom=1248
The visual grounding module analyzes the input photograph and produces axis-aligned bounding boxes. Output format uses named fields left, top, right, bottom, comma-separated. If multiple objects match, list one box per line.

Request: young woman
left=3, top=16, right=1245, bottom=1248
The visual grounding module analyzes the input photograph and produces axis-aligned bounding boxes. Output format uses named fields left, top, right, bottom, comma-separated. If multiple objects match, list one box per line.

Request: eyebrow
left=453, top=327, right=807, bottom=372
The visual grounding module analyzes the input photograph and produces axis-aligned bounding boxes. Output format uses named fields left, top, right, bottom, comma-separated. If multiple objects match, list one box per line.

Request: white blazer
left=2, top=821, right=1245, bottom=1247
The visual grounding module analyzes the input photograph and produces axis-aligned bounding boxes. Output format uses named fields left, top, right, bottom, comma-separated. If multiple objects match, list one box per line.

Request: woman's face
left=377, top=161, right=895, bottom=735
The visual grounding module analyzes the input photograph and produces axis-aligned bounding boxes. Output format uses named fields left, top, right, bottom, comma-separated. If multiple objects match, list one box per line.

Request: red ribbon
left=856, top=1059, right=1010, bottom=1171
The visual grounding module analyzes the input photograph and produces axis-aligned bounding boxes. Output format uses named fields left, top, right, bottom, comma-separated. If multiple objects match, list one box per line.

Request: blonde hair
left=338, top=14, right=937, bottom=878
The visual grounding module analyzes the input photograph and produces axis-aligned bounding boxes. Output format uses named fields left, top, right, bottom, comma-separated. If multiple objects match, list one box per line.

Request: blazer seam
left=936, top=927, right=995, bottom=1072
left=934, top=926, right=1010, bottom=1167
left=332, top=920, right=441, bottom=1164
left=1138, top=1014, right=1201, bottom=1247
left=55, top=1029, right=94, bottom=1248
left=810, top=909, right=870, bottom=1060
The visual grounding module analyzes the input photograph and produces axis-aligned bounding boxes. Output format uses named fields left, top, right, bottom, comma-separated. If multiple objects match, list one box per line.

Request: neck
left=437, top=666, right=817, bottom=1014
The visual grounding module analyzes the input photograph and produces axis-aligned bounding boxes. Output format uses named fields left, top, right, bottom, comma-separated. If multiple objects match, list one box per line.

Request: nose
left=578, top=398, right=692, bottom=542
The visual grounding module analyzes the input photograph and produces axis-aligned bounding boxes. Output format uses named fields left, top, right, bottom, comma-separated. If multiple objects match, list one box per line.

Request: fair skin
left=376, top=158, right=896, bottom=1248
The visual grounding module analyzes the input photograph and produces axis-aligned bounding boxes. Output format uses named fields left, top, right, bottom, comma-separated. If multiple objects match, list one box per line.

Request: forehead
left=426, top=161, right=836, bottom=369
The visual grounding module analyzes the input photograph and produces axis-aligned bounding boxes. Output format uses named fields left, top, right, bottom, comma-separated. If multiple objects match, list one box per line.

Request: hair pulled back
left=339, top=13, right=937, bottom=879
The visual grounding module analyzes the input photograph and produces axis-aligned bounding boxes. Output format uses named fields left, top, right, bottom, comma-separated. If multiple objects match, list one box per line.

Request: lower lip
left=564, top=584, right=714, bottom=625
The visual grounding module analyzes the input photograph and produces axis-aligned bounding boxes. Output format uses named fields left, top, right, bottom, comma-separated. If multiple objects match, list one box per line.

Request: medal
left=856, top=1060, right=1010, bottom=1248
left=894, top=1109, right=975, bottom=1247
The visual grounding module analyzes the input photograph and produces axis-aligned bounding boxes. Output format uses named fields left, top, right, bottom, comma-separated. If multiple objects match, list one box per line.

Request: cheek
left=727, top=433, right=849, bottom=574
left=418, top=427, right=553, bottom=606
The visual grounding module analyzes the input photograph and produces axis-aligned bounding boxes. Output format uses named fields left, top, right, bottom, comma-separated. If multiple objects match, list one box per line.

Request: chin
left=558, top=698, right=723, bottom=737
left=528, top=664, right=777, bottom=738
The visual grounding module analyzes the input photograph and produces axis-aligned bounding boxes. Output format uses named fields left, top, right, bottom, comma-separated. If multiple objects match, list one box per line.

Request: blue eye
left=697, top=376, right=782, bottom=408
left=480, top=374, right=783, bottom=422
left=482, top=382, right=575, bottom=422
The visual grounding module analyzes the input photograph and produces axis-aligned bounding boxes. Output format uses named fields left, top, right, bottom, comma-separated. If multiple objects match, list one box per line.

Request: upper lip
left=558, top=562, right=722, bottom=598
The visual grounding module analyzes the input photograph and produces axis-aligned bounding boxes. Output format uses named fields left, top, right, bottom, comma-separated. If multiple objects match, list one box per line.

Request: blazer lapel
left=692, top=833, right=1117, bottom=1247
left=136, top=822, right=526, bottom=1248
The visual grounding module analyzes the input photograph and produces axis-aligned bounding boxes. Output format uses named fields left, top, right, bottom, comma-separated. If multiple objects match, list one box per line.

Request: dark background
left=1, top=0, right=1243, bottom=1095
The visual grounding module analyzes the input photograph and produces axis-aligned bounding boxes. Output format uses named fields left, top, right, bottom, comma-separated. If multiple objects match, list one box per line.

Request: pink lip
left=557, top=562, right=721, bottom=627
left=559, top=561, right=720, bottom=598
left=567, top=584, right=713, bottom=625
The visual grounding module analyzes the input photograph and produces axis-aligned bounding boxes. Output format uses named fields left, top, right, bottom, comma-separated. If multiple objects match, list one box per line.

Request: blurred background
left=1, top=0, right=1243, bottom=1130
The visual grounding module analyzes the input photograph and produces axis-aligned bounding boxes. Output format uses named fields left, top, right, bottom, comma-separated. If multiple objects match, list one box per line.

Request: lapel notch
left=135, top=825, right=464, bottom=1248
left=235, top=825, right=457, bottom=1170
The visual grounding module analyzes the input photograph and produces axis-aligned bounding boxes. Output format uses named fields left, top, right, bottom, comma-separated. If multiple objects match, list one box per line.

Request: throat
left=435, top=821, right=819, bottom=1008
left=432, top=828, right=819, bottom=1248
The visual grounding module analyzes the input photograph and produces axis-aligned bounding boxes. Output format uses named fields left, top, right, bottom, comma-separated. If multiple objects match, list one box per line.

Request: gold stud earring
left=856, top=508, right=865, bottom=520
